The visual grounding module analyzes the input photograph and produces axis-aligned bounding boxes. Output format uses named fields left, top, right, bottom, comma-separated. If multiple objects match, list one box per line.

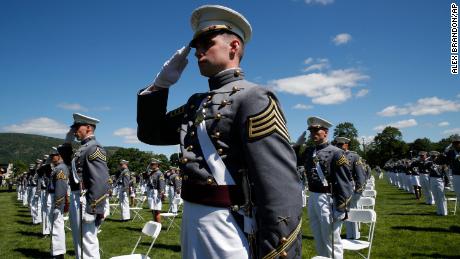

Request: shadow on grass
left=16, top=220, right=33, bottom=225
left=412, top=252, right=460, bottom=258
left=302, top=235, right=314, bottom=240
left=152, top=243, right=181, bottom=252
left=13, top=248, right=49, bottom=258
left=16, top=230, right=43, bottom=237
left=16, top=213, right=29, bottom=218
left=124, top=226, right=141, bottom=232
left=392, top=226, right=460, bottom=233
left=388, top=212, right=433, bottom=216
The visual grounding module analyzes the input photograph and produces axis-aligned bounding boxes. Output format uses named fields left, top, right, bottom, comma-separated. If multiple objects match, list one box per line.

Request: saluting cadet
left=409, top=158, right=422, bottom=200
left=146, top=159, right=165, bottom=223
left=137, top=5, right=302, bottom=258
left=300, top=117, right=353, bottom=259
left=117, top=159, right=131, bottom=221
left=334, top=136, right=366, bottom=240
left=428, top=151, right=449, bottom=216
left=49, top=146, right=69, bottom=259
left=418, top=151, right=435, bottom=205
left=60, top=113, right=110, bottom=259
left=445, top=135, right=460, bottom=201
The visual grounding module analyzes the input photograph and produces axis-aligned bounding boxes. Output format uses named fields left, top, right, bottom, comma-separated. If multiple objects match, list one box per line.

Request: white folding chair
left=110, top=221, right=162, bottom=259
left=159, top=197, right=182, bottom=232
left=362, top=190, right=377, bottom=198
left=63, top=215, right=71, bottom=231
left=342, top=209, right=377, bottom=259
left=447, top=195, right=457, bottom=215
left=357, top=197, right=375, bottom=210
left=109, top=196, right=120, bottom=216
left=130, top=196, right=147, bottom=222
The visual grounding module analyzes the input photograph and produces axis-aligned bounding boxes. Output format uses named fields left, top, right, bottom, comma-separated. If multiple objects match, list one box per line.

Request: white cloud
left=293, top=104, right=313, bottom=110
left=303, top=58, right=330, bottom=72
left=305, top=0, right=334, bottom=5
left=438, top=121, right=450, bottom=127
left=443, top=128, right=460, bottom=135
left=457, top=93, right=460, bottom=98
left=356, top=89, right=369, bottom=98
left=333, top=33, right=352, bottom=45
left=373, top=119, right=418, bottom=131
left=113, top=127, right=140, bottom=144
left=57, top=103, right=88, bottom=112
left=2, top=117, right=68, bottom=136
left=359, top=135, right=375, bottom=144
left=377, top=97, right=460, bottom=117
left=270, top=69, right=369, bottom=105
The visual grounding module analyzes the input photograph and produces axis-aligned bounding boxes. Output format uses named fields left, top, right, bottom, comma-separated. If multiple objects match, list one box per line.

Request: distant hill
left=0, top=133, right=121, bottom=164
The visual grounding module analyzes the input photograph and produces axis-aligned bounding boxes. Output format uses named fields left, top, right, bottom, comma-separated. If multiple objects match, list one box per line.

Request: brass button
left=190, top=131, right=195, bottom=137
left=234, top=70, right=240, bottom=77
left=217, top=148, right=223, bottom=155
left=181, top=157, right=188, bottom=164
left=215, top=113, right=222, bottom=119
left=187, top=145, right=193, bottom=151
left=207, top=95, right=212, bottom=100
left=207, top=177, right=213, bottom=184
left=220, top=99, right=228, bottom=107
left=213, top=131, right=221, bottom=138
left=280, top=237, right=288, bottom=244
left=280, top=251, right=288, bottom=258
left=232, top=86, right=239, bottom=92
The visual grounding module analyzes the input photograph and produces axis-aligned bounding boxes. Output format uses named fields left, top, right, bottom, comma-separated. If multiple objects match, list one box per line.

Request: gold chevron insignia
left=88, top=147, right=107, bottom=162
left=56, top=170, right=66, bottom=180
left=248, top=96, right=290, bottom=141
left=336, top=155, right=349, bottom=166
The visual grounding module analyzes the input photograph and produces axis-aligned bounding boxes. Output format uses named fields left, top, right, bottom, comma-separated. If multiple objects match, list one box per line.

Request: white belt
left=313, top=150, right=328, bottom=187
left=196, top=97, right=235, bottom=186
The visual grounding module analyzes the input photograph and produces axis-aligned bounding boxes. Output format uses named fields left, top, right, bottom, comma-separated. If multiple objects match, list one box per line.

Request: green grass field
left=1, top=175, right=459, bottom=259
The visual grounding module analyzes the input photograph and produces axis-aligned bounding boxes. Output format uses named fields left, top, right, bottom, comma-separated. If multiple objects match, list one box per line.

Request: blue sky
left=1, top=0, right=459, bottom=156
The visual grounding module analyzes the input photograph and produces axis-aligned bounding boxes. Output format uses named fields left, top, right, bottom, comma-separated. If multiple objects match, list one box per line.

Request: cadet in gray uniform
left=418, top=151, right=435, bottom=205
left=428, top=151, right=449, bottom=216
left=117, top=160, right=131, bottom=221
left=167, top=167, right=182, bottom=214
left=146, top=159, right=165, bottom=223
left=334, top=136, right=366, bottom=240
left=445, top=135, right=460, bottom=200
left=31, top=159, right=43, bottom=224
left=49, top=146, right=69, bottom=259
left=300, top=117, right=353, bottom=259
left=61, top=113, right=110, bottom=259
left=137, top=5, right=302, bottom=259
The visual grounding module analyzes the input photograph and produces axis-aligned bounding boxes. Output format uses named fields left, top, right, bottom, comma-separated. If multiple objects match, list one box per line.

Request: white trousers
left=453, top=175, right=460, bottom=200
left=70, top=191, right=81, bottom=259
left=22, top=187, right=29, bottom=206
left=181, top=201, right=249, bottom=259
left=50, top=194, right=66, bottom=256
left=27, top=186, right=34, bottom=207
left=31, top=188, right=42, bottom=224
left=430, top=177, right=447, bottom=216
left=346, top=193, right=361, bottom=239
left=168, top=186, right=179, bottom=213
left=420, top=174, right=434, bottom=204
left=308, top=192, right=344, bottom=259
left=119, top=190, right=130, bottom=220
left=17, top=185, right=23, bottom=200
left=148, top=189, right=162, bottom=210
left=81, top=196, right=101, bottom=259
left=42, top=192, right=52, bottom=235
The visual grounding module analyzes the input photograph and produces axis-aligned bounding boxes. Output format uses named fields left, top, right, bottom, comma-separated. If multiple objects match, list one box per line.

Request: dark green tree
left=333, top=122, right=361, bottom=152
left=107, top=148, right=170, bottom=176
left=365, top=126, right=409, bottom=167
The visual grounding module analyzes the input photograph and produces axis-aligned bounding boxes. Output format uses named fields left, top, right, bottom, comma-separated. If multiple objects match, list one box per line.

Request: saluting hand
left=294, top=131, right=307, bottom=147
left=153, top=45, right=191, bottom=89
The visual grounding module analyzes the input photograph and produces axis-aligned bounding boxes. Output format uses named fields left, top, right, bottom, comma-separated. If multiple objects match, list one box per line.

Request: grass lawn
left=1, top=174, right=459, bottom=258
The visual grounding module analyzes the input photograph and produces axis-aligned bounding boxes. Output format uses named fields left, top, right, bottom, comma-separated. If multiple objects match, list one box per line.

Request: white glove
left=153, top=46, right=191, bottom=89
left=64, top=128, right=75, bottom=144
left=294, top=131, right=306, bottom=147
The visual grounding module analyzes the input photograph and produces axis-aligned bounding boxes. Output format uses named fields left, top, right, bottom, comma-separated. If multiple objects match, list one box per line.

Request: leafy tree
left=408, top=138, right=433, bottom=157
left=107, top=148, right=170, bottom=176
left=365, top=126, right=409, bottom=167
left=169, top=153, right=180, bottom=166
left=333, top=122, right=361, bottom=152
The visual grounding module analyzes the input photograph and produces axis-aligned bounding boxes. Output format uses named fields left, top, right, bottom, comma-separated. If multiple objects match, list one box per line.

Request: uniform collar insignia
left=208, top=68, right=244, bottom=90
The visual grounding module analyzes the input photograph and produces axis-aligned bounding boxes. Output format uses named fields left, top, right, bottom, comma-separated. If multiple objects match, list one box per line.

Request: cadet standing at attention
left=300, top=117, right=353, bottom=259
left=137, top=5, right=302, bottom=259
left=61, top=113, right=110, bottom=259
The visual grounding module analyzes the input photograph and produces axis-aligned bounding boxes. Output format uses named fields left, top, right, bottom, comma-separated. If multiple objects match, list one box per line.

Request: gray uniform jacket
left=73, top=136, right=110, bottom=215
left=169, top=172, right=182, bottom=193
left=446, top=149, right=460, bottom=175
left=118, top=168, right=130, bottom=193
left=345, top=151, right=366, bottom=193
left=304, top=142, right=353, bottom=213
left=148, top=169, right=165, bottom=194
left=137, top=68, right=302, bottom=258
left=51, top=162, right=69, bottom=211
